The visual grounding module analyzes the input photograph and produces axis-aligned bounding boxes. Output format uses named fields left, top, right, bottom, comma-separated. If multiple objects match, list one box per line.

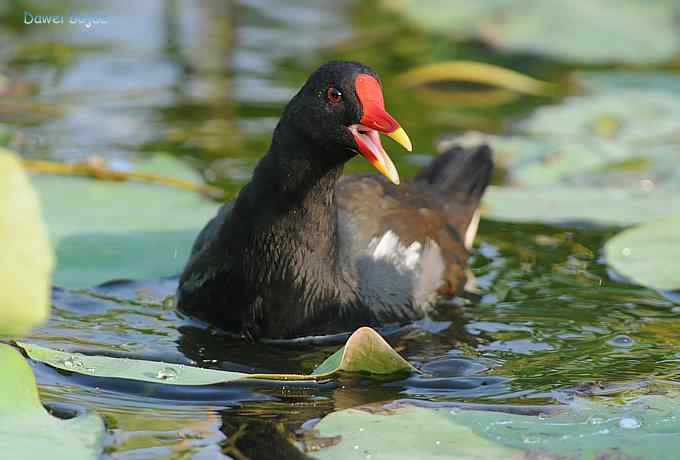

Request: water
left=2, top=0, right=679, bottom=457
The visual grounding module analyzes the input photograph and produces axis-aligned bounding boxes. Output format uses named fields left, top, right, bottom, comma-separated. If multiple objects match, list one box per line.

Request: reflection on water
left=2, top=0, right=679, bottom=457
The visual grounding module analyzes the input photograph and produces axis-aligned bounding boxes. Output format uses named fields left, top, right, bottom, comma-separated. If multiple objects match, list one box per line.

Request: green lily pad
left=605, top=217, right=680, bottom=291
left=0, top=148, right=53, bottom=336
left=483, top=185, right=680, bottom=226
left=31, top=154, right=220, bottom=288
left=385, top=0, right=680, bottom=64
left=0, top=344, right=104, bottom=460
left=17, top=327, right=415, bottom=385
left=445, top=72, right=680, bottom=225
left=310, top=394, right=680, bottom=459
left=18, top=340, right=246, bottom=385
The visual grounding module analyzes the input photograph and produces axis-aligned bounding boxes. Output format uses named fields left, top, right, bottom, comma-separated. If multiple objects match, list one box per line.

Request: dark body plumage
left=176, top=61, right=493, bottom=339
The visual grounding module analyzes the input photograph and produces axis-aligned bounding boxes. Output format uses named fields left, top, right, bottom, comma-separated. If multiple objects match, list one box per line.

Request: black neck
left=227, top=119, right=350, bottom=331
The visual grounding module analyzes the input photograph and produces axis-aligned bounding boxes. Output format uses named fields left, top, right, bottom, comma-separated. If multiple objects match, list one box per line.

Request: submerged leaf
left=605, top=217, right=680, bottom=291
left=0, top=148, right=53, bottom=336
left=0, top=344, right=104, bottom=460
left=17, top=327, right=416, bottom=385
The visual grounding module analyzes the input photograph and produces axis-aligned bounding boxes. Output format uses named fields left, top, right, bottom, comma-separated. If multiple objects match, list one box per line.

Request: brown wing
left=336, top=173, right=469, bottom=297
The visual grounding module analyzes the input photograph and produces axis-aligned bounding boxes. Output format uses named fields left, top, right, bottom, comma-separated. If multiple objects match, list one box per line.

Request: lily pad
left=0, top=344, right=104, bottom=460
left=482, top=185, right=680, bottom=226
left=605, top=217, right=680, bottom=291
left=384, top=0, right=680, bottom=64
left=0, top=148, right=53, bottom=336
left=444, top=72, right=680, bottom=225
left=310, top=394, right=680, bottom=459
left=17, top=327, right=415, bottom=384
left=31, top=154, right=220, bottom=288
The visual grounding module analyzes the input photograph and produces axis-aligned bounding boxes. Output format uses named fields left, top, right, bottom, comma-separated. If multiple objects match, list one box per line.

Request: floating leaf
left=17, top=327, right=415, bottom=384
left=397, top=61, right=555, bottom=96
left=0, top=344, right=104, bottom=459
left=19, top=340, right=247, bottom=385
left=0, top=148, right=53, bottom=336
left=605, top=217, right=680, bottom=291
left=311, top=394, right=680, bottom=459
left=31, top=154, right=220, bottom=288
left=521, top=84, right=680, bottom=145
left=482, top=185, right=680, bottom=226
left=443, top=72, right=680, bottom=225
left=384, top=0, right=680, bottom=64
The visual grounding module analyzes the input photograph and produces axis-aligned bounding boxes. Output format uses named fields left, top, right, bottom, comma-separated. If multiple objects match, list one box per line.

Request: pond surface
left=2, top=0, right=679, bottom=458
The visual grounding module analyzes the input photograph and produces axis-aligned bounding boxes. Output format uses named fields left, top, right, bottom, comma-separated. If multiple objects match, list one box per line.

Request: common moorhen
left=177, top=61, right=493, bottom=339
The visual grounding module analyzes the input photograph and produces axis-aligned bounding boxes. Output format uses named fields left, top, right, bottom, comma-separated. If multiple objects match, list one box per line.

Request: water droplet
left=61, top=356, right=84, bottom=369
left=589, top=416, right=605, bottom=425
left=435, top=440, right=441, bottom=446
left=622, top=247, right=632, bottom=256
left=449, top=409, right=457, bottom=415
left=353, top=445, right=360, bottom=450
left=640, top=179, right=655, bottom=191
left=608, top=335, right=634, bottom=347
left=619, top=417, right=641, bottom=429
left=359, top=427, right=364, bottom=432
left=155, top=367, right=178, bottom=380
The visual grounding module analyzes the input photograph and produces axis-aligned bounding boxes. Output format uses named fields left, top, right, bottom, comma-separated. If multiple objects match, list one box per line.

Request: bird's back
left=335, top=144, right=493, bottom=318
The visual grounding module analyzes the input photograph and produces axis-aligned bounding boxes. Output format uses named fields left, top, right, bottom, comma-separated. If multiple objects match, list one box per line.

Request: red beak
left=349, top=74, right=412, bottom=185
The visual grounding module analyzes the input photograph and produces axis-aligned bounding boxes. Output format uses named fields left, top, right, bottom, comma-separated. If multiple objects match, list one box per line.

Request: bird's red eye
left=326, top=87, right=342, bottom=104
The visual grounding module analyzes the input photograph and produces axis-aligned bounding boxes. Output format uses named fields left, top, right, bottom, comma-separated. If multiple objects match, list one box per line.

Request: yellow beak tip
left=387, top=127, right=412, bottom=152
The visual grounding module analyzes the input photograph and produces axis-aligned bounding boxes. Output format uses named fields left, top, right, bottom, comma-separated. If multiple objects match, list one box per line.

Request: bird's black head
left=279, top=60, right=412, bottom=185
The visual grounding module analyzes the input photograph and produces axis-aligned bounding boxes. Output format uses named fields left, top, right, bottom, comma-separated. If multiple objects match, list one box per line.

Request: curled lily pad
left=0, top=344, right=104, bottom=460
left=0, top=148, right=53, bottom=336
left=312, top=327, right=417, bottom=376
left=605, top=217, right=680, bottom=291
left=17, top=327, right=415, bottom=385
left=397, top=61, right=555, bottom=96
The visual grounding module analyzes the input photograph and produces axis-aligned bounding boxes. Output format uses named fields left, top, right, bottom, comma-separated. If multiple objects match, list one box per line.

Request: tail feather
left=415, top=144, right=493, bottom=203
left=415, top=144, right=494, bottom=245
